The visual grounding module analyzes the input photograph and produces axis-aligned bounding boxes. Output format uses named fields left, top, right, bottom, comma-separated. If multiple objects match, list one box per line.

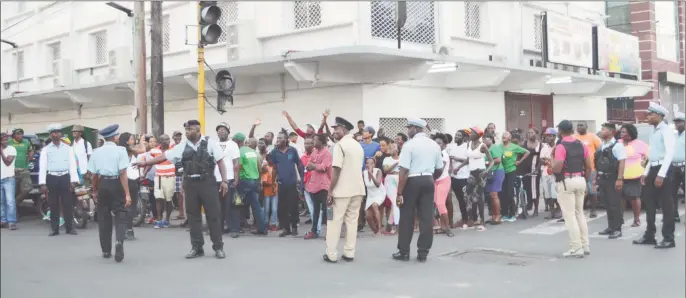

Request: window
left=293, top=1, right=321, bottom=30
left=162, top=15, right=170, bottom=52
left=217, top=1, right=239, bottom=43
left=605, top=0, right=632, bottom=35
left=371, top=1, right=436, bottom=45
left=464, top=2, right=482, bottom=39
left=12, top=51, right=25, bottom=79
left=655, top=0, right=678, bottom=61
left=47, top=42, right=61, bottom=76
left=379, top=117, right=445, bottom=138
left=533, top=15, right=542, bottom=50
left=91, top=31, right=108, bottom=65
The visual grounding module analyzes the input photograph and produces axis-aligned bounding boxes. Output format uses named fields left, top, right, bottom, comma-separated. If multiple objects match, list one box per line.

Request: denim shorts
left=586, top=171, right=597, bottom=195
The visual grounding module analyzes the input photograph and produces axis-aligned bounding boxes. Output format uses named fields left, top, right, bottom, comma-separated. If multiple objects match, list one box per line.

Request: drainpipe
left=1, top=39, right=19, bottom=95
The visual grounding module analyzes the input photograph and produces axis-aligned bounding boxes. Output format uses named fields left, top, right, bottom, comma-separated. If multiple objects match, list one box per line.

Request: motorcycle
left=132, top=179, right=152, bottom=227
left=73, top=186, right=93, bottom=229
left=39, top=186, right=93, bottom=229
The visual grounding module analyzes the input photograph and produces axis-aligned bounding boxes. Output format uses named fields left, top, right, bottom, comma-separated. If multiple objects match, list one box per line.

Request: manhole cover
left=439, top=247, right=556, bottom=266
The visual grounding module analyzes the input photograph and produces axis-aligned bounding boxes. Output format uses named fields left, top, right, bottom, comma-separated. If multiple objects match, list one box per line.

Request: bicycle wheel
left=517, top=188, right=527, bottom=216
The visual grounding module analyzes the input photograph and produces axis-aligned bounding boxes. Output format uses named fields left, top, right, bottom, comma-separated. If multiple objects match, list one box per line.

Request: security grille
left=92, top=31, right=108, bottom=65
left=13, top=51, right=25, bottom=79
left=48, top=42, right=61, bottom=75
left=533, top=15, right=542, bottom=50
left=464, top=2, right=481, bottom=39
left=294, top=1, right=322, bottom=30
left=371, top=1, right=436, bottom=45
left=217, top=1, right=239, bottom=44
left=162, top=15, right=170, bottom=52
left=379, top=117, right=445, bottom=139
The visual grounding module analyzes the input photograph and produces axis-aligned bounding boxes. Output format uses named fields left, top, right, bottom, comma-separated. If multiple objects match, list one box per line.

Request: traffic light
left=199, top=1, right=222, bottom=45
left=215, top=70, right=235, bottom=112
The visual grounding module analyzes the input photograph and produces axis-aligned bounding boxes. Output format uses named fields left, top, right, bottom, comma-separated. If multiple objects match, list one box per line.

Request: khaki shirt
left=331, top=134, right=365, bottom=198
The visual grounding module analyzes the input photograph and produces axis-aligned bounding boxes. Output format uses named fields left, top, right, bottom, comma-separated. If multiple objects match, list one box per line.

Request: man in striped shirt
left=149, top=134, right=176, bottom=228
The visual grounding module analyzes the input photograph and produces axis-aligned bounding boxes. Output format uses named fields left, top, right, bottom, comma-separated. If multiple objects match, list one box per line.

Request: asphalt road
left=2, top=204, right=685, bottom=298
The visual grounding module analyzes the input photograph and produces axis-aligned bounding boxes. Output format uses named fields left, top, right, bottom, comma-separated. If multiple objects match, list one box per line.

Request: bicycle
left=514, top=172, right=536, bottom=220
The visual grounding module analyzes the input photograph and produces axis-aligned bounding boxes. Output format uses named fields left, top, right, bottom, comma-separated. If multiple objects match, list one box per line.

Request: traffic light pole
left=133, top=2, right=147, bottom=135
left=197, top=3, right=206, bottom=135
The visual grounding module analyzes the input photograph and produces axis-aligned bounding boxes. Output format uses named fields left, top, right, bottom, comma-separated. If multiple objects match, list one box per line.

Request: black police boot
left=392, top=251, right=410, bottom=261
left=632, top=235, right=657, bottom=245
left=114, top=241, right=124, bottom=263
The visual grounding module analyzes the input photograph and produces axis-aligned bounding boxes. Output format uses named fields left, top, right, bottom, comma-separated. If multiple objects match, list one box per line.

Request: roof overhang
left=1, top=45, right=651, bottom=115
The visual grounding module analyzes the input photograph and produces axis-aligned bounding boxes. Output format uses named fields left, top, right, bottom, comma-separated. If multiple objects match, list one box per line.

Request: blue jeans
left=1, top=177, right=17, bottom=224
left=263, top=195, right=278, bottom=226
left=230, top=179, right=266, bottom=233
left=304, top=191, right=322, bottom=234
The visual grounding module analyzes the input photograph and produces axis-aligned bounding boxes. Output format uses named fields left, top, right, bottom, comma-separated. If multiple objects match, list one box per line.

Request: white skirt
left=365, top=185, right=386, bottom=210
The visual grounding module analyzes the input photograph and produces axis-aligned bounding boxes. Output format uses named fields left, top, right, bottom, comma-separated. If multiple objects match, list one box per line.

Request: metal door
left=505, top=92, right=554, bottom=133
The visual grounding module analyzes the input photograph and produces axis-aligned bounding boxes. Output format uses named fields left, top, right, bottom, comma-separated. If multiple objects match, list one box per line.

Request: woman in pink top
left=619, top=124, right=648, bottom=227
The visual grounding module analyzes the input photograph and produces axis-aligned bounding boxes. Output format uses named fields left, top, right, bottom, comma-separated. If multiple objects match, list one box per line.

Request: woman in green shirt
left=484, top=134, right=504, bottom=224
left=500, top=132, right=530, bottom=222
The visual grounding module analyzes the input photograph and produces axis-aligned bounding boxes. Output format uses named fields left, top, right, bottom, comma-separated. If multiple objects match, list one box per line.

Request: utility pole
left=133, top=2, right=147, bottom=135
left=197, top=3, right=206, bottom=135
left=150, top=1, right=164, bottom=137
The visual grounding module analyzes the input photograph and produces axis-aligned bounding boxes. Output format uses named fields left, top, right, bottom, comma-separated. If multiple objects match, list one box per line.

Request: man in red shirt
left=304, top=134, right=332, bottom=239
left=300, top=137, right=315, bottom=230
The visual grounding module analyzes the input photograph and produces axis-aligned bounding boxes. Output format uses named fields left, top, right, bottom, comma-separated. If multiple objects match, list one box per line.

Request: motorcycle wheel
left=73, top=206, right=87, bottom=229
left=133, top=194, right=147, bottom=227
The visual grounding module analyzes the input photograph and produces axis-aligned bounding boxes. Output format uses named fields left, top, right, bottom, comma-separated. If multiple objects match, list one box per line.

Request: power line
left=2, top=2, right=74, bottom=40
left=1, top=1, right=60, bottom=34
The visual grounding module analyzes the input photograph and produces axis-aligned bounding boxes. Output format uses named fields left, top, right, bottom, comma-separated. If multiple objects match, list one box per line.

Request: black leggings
left=500, top=171, right=517, bottom=217
left=451, top=178, right=469, bottom=222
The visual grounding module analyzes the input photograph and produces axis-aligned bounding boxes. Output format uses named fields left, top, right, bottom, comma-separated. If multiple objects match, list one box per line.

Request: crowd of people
left=0, top=102, right=684, bottom=263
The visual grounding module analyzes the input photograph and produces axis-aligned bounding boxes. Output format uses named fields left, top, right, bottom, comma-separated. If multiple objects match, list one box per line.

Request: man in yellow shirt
left=574, top=121, right=602, bottom=218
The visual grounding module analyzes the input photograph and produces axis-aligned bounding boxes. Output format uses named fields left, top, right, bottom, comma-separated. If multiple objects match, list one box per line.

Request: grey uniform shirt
left=398, top=132, right=443, bottom=175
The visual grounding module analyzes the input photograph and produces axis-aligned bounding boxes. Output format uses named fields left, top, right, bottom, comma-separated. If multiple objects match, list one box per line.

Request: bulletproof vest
left=181, top=137, right=215, bottom=179
left=594, top=142, right=618, bottom=176
left=554, top=140, right=585, bottom=182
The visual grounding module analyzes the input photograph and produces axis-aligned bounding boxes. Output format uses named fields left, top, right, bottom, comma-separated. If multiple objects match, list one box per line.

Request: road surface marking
left=519, top=212, right=607, bottom=235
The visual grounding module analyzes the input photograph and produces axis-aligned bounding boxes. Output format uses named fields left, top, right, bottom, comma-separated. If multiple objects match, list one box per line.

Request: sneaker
left=59, top=217, right=65, bottom=227
left=304, top=231, right=318, bottom=240
left=43, top=211, right=51, bottom=221
left=162, top=220, right=169, bottom=228
left=153, top=221, right=162, bottom=229
left=562, top=248, right=584, bottom=258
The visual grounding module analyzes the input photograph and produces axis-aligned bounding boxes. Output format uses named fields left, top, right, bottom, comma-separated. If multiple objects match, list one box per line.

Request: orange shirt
left=150, top=145, right=176, bottom=177
left=574, top=133, right=601, bottom=170
left=261, top=164, right=278, bottom=197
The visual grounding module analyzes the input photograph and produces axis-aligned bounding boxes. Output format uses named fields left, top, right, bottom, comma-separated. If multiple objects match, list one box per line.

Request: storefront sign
left=545, top=12, right=594, bottom=68
left=596, top=27, right=640, bottom=76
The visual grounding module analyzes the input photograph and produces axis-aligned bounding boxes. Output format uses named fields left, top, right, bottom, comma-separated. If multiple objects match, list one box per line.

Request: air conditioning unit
left=225, top=21, right=260, bottom=62
left=528, top=58, right=545, bottom=68
left=432, top=44, right=454, bottom=55
left=108, top=46, right=133, bottom=80
left=489, top=54, right=507, bottom=64
left=53, top=59, right=73, bottom=87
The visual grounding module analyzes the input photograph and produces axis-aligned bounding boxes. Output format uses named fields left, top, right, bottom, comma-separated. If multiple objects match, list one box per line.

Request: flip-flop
left=631, top=220, right=640, bottom=227
left=476, top=225, right=486, bottom=231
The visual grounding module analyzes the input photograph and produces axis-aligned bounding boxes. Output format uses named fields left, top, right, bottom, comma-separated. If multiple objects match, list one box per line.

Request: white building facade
left=1, top=1, right=653, bottom=137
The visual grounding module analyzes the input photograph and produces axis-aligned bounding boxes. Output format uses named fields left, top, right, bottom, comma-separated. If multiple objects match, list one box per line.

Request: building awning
left=1, top=45, right=652, bottom=115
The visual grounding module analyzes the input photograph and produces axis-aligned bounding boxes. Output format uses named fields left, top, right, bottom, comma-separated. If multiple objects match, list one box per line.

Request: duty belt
left=408, top=172, right=433, bottom=177
left=101, top=175, right=120, bottom=180
left=48, top=170, right=69, bottom=176
left=672, top=161, right=685, bottom=167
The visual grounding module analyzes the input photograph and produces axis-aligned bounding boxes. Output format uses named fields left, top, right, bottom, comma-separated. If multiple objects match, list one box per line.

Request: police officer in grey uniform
left=393, top=117, right=443, bottom=262
left=633, top=102, right=676, bottom=249
left=88, top=124, right=132, bottom=262
left=137, top=120, right=229, bottom=259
